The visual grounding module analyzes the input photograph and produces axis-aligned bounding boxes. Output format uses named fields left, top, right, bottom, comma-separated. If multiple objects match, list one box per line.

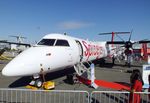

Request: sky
left=0, top=0, right=150, bottom=44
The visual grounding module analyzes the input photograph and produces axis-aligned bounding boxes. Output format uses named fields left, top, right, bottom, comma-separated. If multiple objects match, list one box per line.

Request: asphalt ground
left=0, top=59, right=145, bottom=93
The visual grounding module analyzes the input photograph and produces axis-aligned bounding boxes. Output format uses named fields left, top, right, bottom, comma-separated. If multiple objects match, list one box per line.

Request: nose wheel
left=29, top=77, right=43, bottom=88
left=35, top=79, right=43, bottom=88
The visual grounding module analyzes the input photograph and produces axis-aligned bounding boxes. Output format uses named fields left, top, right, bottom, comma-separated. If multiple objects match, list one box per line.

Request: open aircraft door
left=76, top=40, right=83, bottom=62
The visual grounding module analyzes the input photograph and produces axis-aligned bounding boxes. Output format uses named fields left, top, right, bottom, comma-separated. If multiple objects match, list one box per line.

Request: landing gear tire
left=35, top=79, right=43, bottom=88
left=66, top=74, right=74, bottom=84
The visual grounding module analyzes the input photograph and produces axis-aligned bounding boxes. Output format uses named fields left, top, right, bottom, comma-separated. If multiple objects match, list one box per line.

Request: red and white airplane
left=2, top=33, right=109, bottom=87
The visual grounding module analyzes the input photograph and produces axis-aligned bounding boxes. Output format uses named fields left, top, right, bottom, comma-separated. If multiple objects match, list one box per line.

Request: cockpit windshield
left=37, top=39, right=55, bottom=46
left=37, top=39, right=70, bottom=47
left=55, top=39, right=70, bottom=46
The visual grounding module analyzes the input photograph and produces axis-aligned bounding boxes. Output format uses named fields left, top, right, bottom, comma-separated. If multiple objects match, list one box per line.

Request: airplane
left=0, top=40, right=30, bottom=47
left=2, top=33, right=109, bottom=88
left=99, top=31, right=150, bottom=67
left=9, top=35, right=27, bottom=43
left=0, top=36, right=31, bottom=53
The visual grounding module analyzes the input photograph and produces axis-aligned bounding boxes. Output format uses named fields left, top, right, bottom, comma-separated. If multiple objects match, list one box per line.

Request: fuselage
left=2, top=33, right=108, bottom=76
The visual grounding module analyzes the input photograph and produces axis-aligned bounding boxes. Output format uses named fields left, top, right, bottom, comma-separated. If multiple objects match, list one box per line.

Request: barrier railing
left=0, top=88, right=89, bottom=103
left=0, top=89, right=150, bottom=103
left=91, top=91, right=150, bottom=103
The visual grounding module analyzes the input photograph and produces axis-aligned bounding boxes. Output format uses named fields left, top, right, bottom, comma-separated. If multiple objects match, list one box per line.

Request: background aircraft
left=99, top=31, right=150, bottom=67
left=9, top=35, right=27, bottom=43
left=0, top=36, right=31, bottom=60
left=0, top=39, right=30, bottom=47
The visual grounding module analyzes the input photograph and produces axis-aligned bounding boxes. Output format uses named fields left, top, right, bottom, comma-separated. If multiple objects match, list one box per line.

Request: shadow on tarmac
left=98, top=62, right=142, bottom=68
left=8, top=67, right=75, bottom=88
left=45, top=67, right=75, bottom=81
left=8, top=60, right=142, bottom=88
left=9, top=76, right=31, bottom=88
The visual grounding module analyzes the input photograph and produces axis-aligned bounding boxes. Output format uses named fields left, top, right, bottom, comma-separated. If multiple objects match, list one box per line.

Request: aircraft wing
left=106, top=41, right=125, bottom=44
left=0, top=41, right=31, bottom=47
left=107, top=40, right=150, bottom=44
left=137, top=40, right=150, bottom=44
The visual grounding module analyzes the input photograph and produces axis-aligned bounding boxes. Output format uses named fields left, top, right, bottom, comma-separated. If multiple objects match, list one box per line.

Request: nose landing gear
left=28, top=74, right=43, bottom=88
left=27, top=68, right=55, bottom=90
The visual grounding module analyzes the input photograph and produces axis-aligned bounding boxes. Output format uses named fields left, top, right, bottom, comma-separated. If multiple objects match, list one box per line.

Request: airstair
left=74, top=62, right=98, bottom=89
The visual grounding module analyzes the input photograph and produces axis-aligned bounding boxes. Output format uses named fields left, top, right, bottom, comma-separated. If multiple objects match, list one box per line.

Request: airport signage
left=142, top=64, right=150, bottom=88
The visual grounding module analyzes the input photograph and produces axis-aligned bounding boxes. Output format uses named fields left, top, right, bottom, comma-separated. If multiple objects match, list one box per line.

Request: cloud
left=57, top=21, right=94, bottom=30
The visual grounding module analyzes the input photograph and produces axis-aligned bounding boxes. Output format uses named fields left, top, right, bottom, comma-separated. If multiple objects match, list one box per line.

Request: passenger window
left=37, top=39, right=55, bottom=46
left=55, top=40, right=70, bottom=46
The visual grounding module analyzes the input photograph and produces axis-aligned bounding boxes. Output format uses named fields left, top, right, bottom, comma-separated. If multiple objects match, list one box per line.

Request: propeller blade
left=9, top=35, right=27, bottom=39
left=128, top=29, right=133, bottom=41
left=99, top=32, right=130, bottom=35
left=114, top=32, right=131, bottom=34
left=115, top=34, right=126, bottom=42
left=98, top=32, right=113, bottom=35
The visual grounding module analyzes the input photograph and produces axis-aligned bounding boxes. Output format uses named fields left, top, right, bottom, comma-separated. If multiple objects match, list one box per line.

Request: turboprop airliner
left=2, top=33, right=109, bottom=87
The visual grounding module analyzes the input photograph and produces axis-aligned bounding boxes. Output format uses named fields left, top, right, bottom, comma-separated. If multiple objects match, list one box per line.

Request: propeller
left=9, top=35, right=27, bottom=39
left=99, top=31, right=150, bottom=66
left=9, top=35, right=27, bottom=43
left=99, top=31, right=131, bottom=47
left=99, top=32, right=131, bottom=35
left=99, top=32, right=130, bottom=41
left=99, top=31, right=150, bottom=49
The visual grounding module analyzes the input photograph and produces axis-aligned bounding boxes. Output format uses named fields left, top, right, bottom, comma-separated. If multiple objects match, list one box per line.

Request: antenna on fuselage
left=64, top=33, right=67, bottom=35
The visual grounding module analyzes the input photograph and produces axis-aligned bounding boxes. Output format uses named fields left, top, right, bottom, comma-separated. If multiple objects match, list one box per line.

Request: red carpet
left=95, top=80, right=130, bottom=91
left=77, top=76, right=130, bottom=91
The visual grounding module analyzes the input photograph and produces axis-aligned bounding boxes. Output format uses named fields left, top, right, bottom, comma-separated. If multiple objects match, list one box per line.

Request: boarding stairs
left=74, top=62, right=91, bottom=80
left=74, top=62, right=98, bottom=89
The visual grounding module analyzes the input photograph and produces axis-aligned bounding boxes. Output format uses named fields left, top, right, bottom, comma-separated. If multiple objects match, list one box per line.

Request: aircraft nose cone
left=2, top=67, right=11, bottom=76
left=2, top=63, right=20, bottom=76
left=2, top=47, right=51, bottom=77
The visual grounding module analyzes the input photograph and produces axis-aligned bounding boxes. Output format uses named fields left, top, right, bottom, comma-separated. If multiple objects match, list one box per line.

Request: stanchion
left=90, top=63, right=98, bottom=89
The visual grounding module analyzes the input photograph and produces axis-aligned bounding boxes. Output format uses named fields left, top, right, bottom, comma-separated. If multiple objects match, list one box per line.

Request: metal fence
left=0, top=88, right=89, bottom=103
left=91, top=91, right=150, bottom=103
left=0, top=89, right=150, bottom=103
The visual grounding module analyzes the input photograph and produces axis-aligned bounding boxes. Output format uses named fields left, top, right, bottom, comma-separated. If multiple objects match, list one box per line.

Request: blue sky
left=0, top=0, right=150, bottom=43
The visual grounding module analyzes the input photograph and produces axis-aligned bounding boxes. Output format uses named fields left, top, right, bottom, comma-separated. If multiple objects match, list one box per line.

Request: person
left=129, top=69, right=144, bottom=103
left=112, top=54, right=115, bottom=66
left=125, top=48, right=133, bottom=68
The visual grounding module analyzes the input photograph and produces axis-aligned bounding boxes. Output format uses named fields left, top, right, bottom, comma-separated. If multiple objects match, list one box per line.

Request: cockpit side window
left=37, top=39, right=56, bottom=46
left=55, top=39, right=70, bottom=46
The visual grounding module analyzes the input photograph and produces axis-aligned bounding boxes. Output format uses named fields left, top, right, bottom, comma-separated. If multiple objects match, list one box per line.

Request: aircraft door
left=76, top=41, right=83, bottom=62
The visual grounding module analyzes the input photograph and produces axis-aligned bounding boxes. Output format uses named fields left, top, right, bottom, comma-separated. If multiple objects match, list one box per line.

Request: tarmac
left=0, top=58, right=145, bottom=92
